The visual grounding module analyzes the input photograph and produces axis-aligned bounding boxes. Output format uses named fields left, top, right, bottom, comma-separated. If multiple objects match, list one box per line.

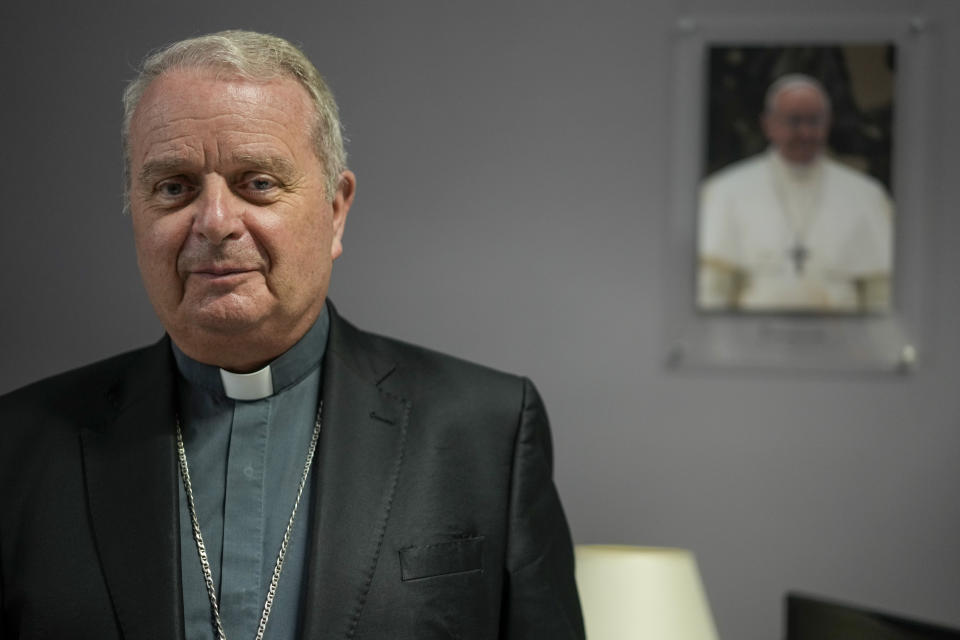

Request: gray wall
left=2, top=1, right=958, bottom=638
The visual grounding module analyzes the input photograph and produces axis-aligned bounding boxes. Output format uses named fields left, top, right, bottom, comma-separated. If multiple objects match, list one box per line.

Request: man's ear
left=330, top=170, right=356, bottom=261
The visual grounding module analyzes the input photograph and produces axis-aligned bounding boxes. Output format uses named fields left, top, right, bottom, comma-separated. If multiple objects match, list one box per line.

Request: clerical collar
left=769, top=147, right=823, bottom=182
left=219, top=366, right=274, bottom=401
left=171, top=305, right=330, bottom=401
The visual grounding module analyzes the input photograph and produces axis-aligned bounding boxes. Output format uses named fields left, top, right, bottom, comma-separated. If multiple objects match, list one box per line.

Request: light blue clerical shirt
left=173, top=307, right=329, bottom=640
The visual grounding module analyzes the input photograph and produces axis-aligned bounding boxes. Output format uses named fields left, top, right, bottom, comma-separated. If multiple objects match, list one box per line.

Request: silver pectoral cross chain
left=176, top=401, right=324, bottom=640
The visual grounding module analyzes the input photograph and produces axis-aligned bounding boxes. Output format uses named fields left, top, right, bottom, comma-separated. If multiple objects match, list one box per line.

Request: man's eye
left=248, top=176, right=276, bottom=191
left=156, top=180, right=192, bottom=198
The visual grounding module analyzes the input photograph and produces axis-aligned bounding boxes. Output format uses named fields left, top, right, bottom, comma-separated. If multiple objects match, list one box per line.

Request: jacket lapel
left=80, top=338, right=184, bottom=640
left=299, top=305, right=410, bottom=638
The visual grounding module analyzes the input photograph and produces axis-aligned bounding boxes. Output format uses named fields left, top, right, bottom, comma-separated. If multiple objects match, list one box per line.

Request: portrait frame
left=662, top=12, right=934, bottom=374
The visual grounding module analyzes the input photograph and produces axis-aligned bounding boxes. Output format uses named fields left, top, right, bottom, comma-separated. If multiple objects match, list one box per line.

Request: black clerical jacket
left=0, top=303, right=584, bottom=639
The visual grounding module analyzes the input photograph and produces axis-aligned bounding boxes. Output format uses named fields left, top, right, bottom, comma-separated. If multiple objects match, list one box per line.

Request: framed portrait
left=663, top=14, right=934, bottom=373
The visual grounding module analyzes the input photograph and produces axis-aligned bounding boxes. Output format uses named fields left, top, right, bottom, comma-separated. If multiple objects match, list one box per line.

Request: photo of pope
left=697, top=73, right=894, bottom=314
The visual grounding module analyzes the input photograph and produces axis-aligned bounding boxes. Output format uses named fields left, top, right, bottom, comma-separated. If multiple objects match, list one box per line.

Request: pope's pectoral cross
left=789, top=243, right=810, bottom=275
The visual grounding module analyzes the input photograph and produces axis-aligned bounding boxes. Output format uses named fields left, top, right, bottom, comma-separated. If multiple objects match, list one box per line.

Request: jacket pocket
left=399, top=536, right=484, bottom=581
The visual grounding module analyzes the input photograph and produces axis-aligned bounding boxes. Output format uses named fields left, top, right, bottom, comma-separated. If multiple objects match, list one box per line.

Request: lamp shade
left=574, top=545, right=720, bottom=640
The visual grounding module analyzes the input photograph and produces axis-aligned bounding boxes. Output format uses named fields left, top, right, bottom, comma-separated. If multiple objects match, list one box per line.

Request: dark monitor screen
left=787, top=593, right=960, bottom=640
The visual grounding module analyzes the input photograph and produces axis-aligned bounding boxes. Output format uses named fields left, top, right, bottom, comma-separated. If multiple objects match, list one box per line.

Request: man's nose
left=192, top=176, right=244, bottom=244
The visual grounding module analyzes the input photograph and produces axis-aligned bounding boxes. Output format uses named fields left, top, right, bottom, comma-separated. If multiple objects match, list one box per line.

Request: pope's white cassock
left=697, top=149, right=893, bottom=312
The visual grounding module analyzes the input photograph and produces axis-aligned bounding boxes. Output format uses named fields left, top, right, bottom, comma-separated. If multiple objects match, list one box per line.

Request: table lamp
left=574, top=545, right=720, bottom=640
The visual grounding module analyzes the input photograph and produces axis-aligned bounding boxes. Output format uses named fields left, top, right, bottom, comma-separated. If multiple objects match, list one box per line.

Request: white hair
left=121, top=30, right=347, bottom=206
left=763, top=73, right=832, bottom=115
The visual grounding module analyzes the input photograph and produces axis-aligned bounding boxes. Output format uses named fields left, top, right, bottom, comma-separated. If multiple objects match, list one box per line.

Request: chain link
left=176, top=401, right=323, bottom=640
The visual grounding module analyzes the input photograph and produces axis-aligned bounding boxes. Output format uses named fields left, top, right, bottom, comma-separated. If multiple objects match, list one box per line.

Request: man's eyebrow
left=136, top=153, right=300, bottom=187
left=229, top=153, right=298, bottom=179
left=137, top=157, right=193, bottom=186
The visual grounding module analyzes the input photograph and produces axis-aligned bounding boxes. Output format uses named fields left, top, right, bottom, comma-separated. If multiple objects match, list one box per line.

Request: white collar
left=219, top=365, right=274, bottom=401
left=770, top=148, right=824, bottom=183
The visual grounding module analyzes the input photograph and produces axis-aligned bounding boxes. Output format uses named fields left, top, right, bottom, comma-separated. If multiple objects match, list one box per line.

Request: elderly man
left=0, top=31, right=584, bottom=640
left=697, top=73, right=893, bottom=313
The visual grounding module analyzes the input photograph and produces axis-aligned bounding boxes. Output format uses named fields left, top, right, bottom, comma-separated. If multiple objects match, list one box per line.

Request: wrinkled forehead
left=135, top=67, right=310, bottom=121
left=127, top=68, right=320, bottom=180
left=130, top=69, right=314, bottom=152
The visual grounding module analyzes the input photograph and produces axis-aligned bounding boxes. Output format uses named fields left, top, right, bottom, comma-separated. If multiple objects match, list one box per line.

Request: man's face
left=761, top=85, right=830, bottom=165
left=128, top=68, right=354, bottom=370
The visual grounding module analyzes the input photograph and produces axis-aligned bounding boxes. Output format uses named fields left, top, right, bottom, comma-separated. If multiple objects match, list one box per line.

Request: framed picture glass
left=663, top=14, right=933, bottom=373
